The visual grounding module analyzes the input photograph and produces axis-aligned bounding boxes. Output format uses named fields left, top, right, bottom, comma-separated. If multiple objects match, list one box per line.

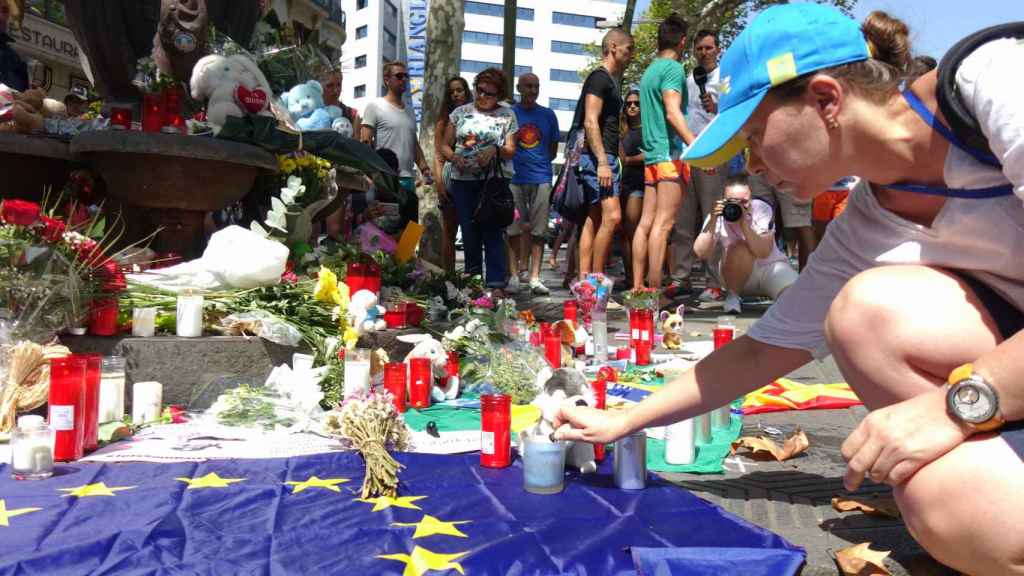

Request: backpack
left=936, top=22, right=1024, bottom=166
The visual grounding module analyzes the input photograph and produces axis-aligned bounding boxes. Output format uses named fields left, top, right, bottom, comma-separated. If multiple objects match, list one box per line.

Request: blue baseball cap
left=683, top=4, right=872, bottom=169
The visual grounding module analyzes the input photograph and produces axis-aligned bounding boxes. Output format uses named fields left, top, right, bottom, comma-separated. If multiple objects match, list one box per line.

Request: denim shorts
left=955, top=271, right=1024, bottom=460
left=578, top=152, right=620, bottom=202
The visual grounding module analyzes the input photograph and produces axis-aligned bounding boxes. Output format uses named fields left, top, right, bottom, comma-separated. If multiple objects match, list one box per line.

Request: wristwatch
left=946, top=363, right=1004, bottom=432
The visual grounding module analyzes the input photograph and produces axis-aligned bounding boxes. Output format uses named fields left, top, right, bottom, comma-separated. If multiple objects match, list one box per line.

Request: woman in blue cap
left=556, top=5, right=1024, bottom=572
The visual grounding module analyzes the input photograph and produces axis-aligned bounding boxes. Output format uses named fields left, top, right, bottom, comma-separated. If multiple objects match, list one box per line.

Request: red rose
left=167, top=405, right=188, bottom=424
left=40, top=216, right=65, bottom=242
left=0, top=199, right=41, bottom=226
left=97, top=260, right=127, bottom=293
left=74, top=238, right=99, bottom=263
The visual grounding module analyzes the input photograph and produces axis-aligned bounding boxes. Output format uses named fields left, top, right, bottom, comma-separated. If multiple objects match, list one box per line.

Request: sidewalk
left=505, top=255, right=953, bottom=575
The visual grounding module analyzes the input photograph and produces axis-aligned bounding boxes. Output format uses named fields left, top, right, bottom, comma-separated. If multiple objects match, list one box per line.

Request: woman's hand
left=711, top=199, right=725, bottom=219
left=552, top=404, right=630, bottom=445
left=476, top=146, right=497, bottom=168
left=841, top=388, right=971, bottom=490
left=452, top=154, right=468, bottom=170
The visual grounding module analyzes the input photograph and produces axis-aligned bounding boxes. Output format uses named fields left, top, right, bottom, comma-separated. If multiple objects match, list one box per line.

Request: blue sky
left=633, top=0, right=1011, bottom=58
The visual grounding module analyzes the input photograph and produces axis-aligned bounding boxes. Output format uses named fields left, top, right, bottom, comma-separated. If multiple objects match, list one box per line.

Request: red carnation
left=40, top=216, right=66, bottom=242
left=1, top=199, right=41, bottom=226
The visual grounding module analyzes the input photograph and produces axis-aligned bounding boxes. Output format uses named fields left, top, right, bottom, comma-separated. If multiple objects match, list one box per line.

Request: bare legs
left=632, top=179, right=683, bottom=289
left=579, top=196, right=621, bottom=278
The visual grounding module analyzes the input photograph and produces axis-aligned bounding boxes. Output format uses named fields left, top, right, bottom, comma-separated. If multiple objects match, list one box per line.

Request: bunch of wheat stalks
left=0, top=341, right=70, bottom=432
left=323, top=391, right=411, bottom=498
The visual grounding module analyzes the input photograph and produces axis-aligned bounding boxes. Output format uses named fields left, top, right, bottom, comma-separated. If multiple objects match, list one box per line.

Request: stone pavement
left=507, top=256, right=955, bottom=575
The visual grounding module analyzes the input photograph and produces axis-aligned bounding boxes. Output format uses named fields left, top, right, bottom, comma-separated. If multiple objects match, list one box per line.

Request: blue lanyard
left=885, top=90, right=1012, bottom=199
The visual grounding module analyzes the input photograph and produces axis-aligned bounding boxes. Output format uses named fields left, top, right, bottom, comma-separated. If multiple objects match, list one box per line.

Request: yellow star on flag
left=356, top=495, right=426, bottom=512
left=59, top=482, right=136, bottom=498
left=284, top=475, right=350, bottom=494
left=176, top=472, right=245, bottom=489
left=392, top=514, right=471, bottom=539
left=378, top=546, right=468, bottom=576
left=0, top=499, right=41, bottom=527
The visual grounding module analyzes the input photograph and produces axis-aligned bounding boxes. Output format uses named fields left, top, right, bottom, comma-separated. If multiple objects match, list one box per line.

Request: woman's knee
left=825, top=268, right=908, bottom=353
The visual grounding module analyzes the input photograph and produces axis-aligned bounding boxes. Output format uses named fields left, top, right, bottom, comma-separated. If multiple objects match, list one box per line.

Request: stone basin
left=71, top=131, right=277, bottom=258
left=0, top=133, right=79, bottom=202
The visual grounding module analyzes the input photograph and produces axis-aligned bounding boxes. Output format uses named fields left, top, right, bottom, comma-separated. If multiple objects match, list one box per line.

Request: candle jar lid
left=16, top=415, right=46, bottom=431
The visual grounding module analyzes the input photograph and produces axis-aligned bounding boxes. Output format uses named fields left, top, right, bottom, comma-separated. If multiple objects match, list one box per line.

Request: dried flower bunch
left=323, top=391, right=411, bottom=498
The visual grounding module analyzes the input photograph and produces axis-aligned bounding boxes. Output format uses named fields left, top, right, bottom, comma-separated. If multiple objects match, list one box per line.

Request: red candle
left=110, top=107, right=132, bottom=130
left=544, top=334, right=562, bottom=368
left=408, top=358, right=432, bottom=409
left=142, top=92, right=164, bottom=133
left=49, top=356, right=87, bottom=462
left=563, top=301, right=578, bottom=324
left=615, top=346, right=631, bottom=361
left=634, top=310, right=653, bottom=366
left=539, top=322, right=552, bottom=339
left=591, top=379, right=607, bottom=461
left=77, top=353, right=102, bottom=452
left=440, top=351, right=459, bottom=389
left=364, top=263, right=382, bottom=295
left=383, top=362, right=407, bottom=413
left=89, top=297, right=119, bottom=336
left=346, top=262, right=365, bottom=293
left=479, top=393, right=511, bottom=468
left=713, top=316, right=736, bottom=350
left=162, top=87, right=183, bottom=133
left=384, top=303, right=406, bottom=329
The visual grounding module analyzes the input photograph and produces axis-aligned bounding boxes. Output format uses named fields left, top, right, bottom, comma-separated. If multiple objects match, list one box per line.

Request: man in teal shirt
left=633, top=14, right=696, bottom=292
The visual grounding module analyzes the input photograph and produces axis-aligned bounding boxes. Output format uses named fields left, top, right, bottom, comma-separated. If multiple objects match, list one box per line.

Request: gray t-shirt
left=362, top=99, right=418, bottom=178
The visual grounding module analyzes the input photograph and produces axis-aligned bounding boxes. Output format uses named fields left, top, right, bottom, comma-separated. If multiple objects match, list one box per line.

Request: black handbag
left=473, top=148, right=515, bottom=228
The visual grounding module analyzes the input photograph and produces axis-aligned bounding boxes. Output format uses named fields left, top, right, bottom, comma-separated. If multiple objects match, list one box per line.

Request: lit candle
left=132, top=308, right=157, bottom=337
left=176, top=293, right=204, bottom=338
left=132, top=381, right=163, bottom=424
left=98, top=356, right=126, bottom=423
left=109, top=107, right=132, bottom=130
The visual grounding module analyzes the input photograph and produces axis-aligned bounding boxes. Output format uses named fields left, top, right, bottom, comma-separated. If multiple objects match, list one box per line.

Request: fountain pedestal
left=0, top=134, right=78, bottom=201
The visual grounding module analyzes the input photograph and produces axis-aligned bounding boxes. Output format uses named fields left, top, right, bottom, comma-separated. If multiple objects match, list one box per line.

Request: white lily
left=280, top=175, right=306, bottom=206
left=265, top=197, right=289, bottom=233
left=250, top=221, right=270, bottom=238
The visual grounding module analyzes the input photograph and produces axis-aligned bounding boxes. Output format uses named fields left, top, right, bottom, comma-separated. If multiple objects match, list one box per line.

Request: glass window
left=464, top=2, right=533, bottom=21
left=514, top=65, right=532, bottom=76
left=355, top=85, right=366, bottom=98
left=463, top=31, right=502, bottom=46
left=517, top=36, right=533, bottom=49
left=356, top=0, right=367, bottom=9
left=549, top=98, right=578, bottom=112
left=552, top=12, right=597, bottom=28
left=28, top=0, right=65, bottom=25
left=384, top=29, right=397, bottom=47
left=385, top=1, right=398, bottom=19
left=355, top=55, right=367, bottom=69
left=461, top=59, right=500, bottom=74
left=356, top=25, right=368, bottom=40
left=550, top=69, right=581, bottom=83
left=518, top=7, right=534, bottom=20
left=551, top=41, right=588, bottom=55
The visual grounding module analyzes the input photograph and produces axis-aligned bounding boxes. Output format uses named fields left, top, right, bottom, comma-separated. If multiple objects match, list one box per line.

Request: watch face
left=951, top=382, right=997, bottom=423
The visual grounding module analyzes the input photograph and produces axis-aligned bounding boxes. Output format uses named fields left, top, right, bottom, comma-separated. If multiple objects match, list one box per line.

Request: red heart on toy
left=235, top=86, right=268, bottom=114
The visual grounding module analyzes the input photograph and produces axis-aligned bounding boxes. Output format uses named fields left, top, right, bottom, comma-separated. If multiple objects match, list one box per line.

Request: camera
left=721, top=199, right=744, bottom=222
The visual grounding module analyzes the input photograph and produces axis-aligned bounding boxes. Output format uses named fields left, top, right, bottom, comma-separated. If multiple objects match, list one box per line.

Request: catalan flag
left=0, top=451, right=803, bottom=574
left=743, top=378, right=862, bottom=415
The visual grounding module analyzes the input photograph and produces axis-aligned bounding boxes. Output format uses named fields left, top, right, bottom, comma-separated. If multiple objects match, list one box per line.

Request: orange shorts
left=643, top=160, right=691, bottom=186
left=812, top=189, right=849, bottom=222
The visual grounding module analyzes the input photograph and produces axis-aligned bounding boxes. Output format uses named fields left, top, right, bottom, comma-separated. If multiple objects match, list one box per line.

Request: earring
left=827, top=118, right=840, bottom=130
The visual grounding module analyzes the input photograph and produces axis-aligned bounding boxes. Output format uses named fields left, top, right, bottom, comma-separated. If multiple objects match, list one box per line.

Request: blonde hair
left=775, top=11, right=913, bottom=103
left=383, top=61, right=406, bottom=77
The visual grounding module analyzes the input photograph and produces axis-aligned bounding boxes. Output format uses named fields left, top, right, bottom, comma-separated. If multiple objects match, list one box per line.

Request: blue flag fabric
left=632, top=547, right=806, bottom=576
left=0, top=451, right=803, bottom=575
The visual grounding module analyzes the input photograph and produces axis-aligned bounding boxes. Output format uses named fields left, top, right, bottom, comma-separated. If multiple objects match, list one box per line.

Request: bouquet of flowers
left=322, top=391, right=411, bottom=498
left=622, top=287, right=661, bottom=311
left=570, top=273, right=614, bottom=328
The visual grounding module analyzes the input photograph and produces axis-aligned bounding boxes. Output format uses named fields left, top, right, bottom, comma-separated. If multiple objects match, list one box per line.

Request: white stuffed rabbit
left=190, top=53, right=275, bottom=133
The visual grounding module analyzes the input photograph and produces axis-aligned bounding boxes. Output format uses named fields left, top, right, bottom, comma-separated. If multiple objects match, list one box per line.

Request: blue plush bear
left=280, top=80, right=344, bottom=131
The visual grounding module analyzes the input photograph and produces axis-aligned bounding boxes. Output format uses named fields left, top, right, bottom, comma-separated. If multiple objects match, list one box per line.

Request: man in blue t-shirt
left=508, top=72, right=559, bottom=295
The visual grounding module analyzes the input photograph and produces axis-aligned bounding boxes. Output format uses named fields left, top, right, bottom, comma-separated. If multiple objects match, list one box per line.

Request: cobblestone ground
left=500, top=250, right=956, bottom=575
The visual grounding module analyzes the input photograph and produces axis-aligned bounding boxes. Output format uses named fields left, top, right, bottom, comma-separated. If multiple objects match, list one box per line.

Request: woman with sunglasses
left=441, top=68, right=519, bottom=296
left=556, top=6, right=1024, bottom=572
left=618, top=90, right=645, bottom=287
left=433, top=76, right=473, bottom=273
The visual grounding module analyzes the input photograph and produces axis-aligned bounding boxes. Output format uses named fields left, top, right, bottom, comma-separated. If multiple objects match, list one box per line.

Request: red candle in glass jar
left=713, top=316, right=736, bottom=350
left=78, top=353, right=102, bottom=452
left=384, top=303, right=406, bottom=329
left=635, top=310, right=653, bottom=366
left=408, top=358, right=432, bottom=409
left=363, top=262, right=382, bottom=295
left=539, top=321, right=552, bottom=339
left=89, top=298, right=119, bottom=336
left=110, top=107, right=132, bottom=130
left=383, top=362, right=407, bottom=413
left=442, top=351, right=459, bottom=387
left=346, top=262, right=366, bottom=293
left=162, top=87, right=183, bottom=133
left=590, top=379, right=608, bottom=461
left=563, top=301, right=578, bottom=324
left=479, top=393, right=511, bottom=468
left=49, top=356, right=87, bottom=462
left=142, top=92, right=164, bottom=133
left=544, top=334, right=562, bottom=368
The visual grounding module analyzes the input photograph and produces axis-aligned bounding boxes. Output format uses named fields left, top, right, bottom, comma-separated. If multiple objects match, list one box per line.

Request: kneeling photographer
left=693, top=172, right=797, bottom=314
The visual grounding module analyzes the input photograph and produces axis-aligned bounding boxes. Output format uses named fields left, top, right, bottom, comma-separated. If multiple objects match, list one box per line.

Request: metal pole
left=502, top=0, right=517, bottom=98
left=622, top=0, right=638, bottom=32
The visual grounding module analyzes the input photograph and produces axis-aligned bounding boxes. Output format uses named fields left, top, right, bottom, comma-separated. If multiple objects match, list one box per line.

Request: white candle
left=176, top=294, right=204, bottom=338
left=132, top=381, right=163, bottom=424
left=664, top=418, right=695, bottom=465
left=132, top=308, right=157, bottom=337
left=10, top=415, right=54, bottom=479
left=343, top=349, right=371, bottom=398
left=99, top=356, right=126, bottom=423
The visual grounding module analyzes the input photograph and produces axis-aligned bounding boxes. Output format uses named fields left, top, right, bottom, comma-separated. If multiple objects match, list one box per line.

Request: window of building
left=356, top=0, right=367, bottom=9
left=384, top=29, right=397, bottom=47
left=549, top=98, right=578, bottom=112
left=461, top=59, right=500, bottom=74
left=356, top=25, right=368, bottom=40
left=518, top=7, right=534, bottom=20
left=517, top=36, right=533, bottom=49
left=355, top=55, right=367, bottom=69
left=464, top=2, right=533, bottom=21
left=355, top=84, right=366, bottom=98
left=464, top=31, right=502, bottom=46
left=550, top=69, right=581, bottom=83
left=385, top=1, right=398, bottom=19
left=552, top=12, right=597, bottom=28
left=27, top=0, right=65, bottom=26
left=514, top=65, right=532, bottom=76
left=551, top=41, right=588, bottom=55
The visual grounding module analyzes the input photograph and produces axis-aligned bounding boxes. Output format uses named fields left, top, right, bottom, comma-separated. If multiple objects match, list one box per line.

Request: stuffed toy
left=280, top=80, right=344, bottom=132
left=550, top=319, right=587, bottom=368
left=397, top=334, right=455, bottom=401
left=0, top=87, right=67, bottom=133
left=659, top=305, right=686, bottom=350
left=190, top=53, right=274, bottom=133
left=348, top=289, right=386, bottom=335
left=530, top=368, right=598, bottom=474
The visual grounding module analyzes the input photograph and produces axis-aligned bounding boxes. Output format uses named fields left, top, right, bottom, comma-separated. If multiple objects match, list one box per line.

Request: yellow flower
left=313, top=266, right=340, bottom=303
left=281, top=158, right=297, bottom=174
left=336, top=280, right=350, bottom=309
left=342, top=325, right=359, bottom=349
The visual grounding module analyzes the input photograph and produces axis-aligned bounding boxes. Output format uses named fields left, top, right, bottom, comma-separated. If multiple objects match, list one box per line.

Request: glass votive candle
left=408, top=357, right=432, bottom=409
left=132, top=381, right=163, bottom=424
left=110, top=107, right=132, bottom=130
left=10, top=415, right=54, bottom=480
left=384, top=303, right=406, bottom=329
left=76, top=353, right=102, bottom=452
left=175, top=293, right=204, bottom=338
left=142, top=92, right=164, bottom=133
left=522, top=433, right=567, bottom=495
left=383, top=362, right=407, bottom=413
left=49, top=355, right=87, bottom=462
left=544, top=334, right=562, bottom=368
left=343, top=348, right=371, bottom=398
left=563, top=300, right=578, bottom=324
left=132, top=307, right=157, bottom=337
left=99, top=356, right=126, bottom=423
left=479, top=393, right=511, bottom=468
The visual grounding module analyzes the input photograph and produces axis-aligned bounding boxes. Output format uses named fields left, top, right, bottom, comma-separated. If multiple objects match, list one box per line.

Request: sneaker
left=698, top=287, right=723, bottom=302
left=507, top=275, right=520, bottom=294
left=529, top=279, right=550, bottom=295
left=663, top=278, right=691, bottom=299
left=519, top=270, right=529, bottom=283
left=723, top=291, right=742, bottom=314
left=606, top=299, right=623, bottom=311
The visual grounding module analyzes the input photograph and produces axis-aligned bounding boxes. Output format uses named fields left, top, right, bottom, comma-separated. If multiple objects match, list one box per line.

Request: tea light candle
left=522, top=434, right=567, bottom=495
left=176, top=293, right=204, bottom=338
left=132, top=381, right=163, bottom=424
left=109, top=107, right=132, bottom=130
left=10, top=415, right=54, bottom=480
left=132, top=307, right=157, bottom=337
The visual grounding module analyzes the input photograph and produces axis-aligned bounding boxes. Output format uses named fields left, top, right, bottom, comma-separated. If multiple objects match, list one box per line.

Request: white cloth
left=685, top=65, right=720, bottom=136
left=747, top=38, right=1024, bottom=359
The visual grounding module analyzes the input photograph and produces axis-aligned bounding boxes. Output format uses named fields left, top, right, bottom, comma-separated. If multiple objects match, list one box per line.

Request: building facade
left=267, top=0, right=347, bottom=57
left=339, top=0, right=405, bottom=111
left=6, top=0, right=86, bottom=99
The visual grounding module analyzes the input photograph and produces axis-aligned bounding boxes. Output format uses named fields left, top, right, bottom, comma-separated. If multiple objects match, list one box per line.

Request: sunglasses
left=477, top=88, right=499, bottom=98
left=389, top=72, right=409, bottom=80
left=625, top=101, right=640, bottom=108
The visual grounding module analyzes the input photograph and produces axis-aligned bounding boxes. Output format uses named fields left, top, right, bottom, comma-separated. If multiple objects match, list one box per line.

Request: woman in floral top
left=441, top=67, right=518, bottom=295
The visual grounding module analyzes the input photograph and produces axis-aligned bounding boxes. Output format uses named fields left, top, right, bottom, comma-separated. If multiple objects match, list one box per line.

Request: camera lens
left=722, top=200, right=743, bottom=222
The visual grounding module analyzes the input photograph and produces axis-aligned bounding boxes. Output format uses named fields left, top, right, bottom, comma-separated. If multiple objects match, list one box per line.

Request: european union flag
left=0, top=452, right=803, bottom=575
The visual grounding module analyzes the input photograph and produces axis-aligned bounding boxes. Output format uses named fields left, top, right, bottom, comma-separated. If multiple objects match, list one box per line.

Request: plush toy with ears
left=190, top=53, right=275, bottom=133
left=659, top=304, right=686, bottom=350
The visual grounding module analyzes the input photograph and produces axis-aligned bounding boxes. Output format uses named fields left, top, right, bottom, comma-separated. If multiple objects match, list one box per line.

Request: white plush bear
left=190, top=53, right=275, bottom=133
left=531, top=368, right=598, bottom=474
left=397, top=334, right=456, bottom=401
left=348, top=289, right=386, bottom=335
